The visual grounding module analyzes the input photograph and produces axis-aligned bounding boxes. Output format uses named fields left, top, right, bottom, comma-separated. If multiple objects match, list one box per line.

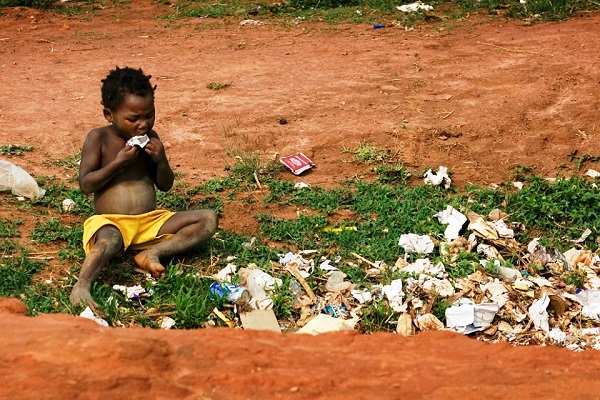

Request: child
left=70, top=66, right=218, bottom=307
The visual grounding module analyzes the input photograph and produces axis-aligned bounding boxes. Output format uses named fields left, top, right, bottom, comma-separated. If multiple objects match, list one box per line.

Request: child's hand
left=144, top=137, right=168, bottom=164
left=114, top=144, right=139, bottom=167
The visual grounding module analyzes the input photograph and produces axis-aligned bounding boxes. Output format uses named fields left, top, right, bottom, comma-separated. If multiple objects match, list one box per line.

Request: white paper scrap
left=423, top=166, right=451, bottom=188
left=159, top=316, right=176, bottom=329
left=112, top=284, right=148, bottom=300
left=79, top=306, right=109, bottom=327
left=397, top=2, right=433, bottom=12
left=214, top=263, right=237, bottom=282
left=399, top=234, right=435, bottom=255
left=319, top=259, right=339, bottom=271
left=434, top=205, right=467, bottom=240
left=382, top=279, right=405, bottom=312
left=529, top=293, right=550, bottom=332
left=351, top=289, right=373, bottom=304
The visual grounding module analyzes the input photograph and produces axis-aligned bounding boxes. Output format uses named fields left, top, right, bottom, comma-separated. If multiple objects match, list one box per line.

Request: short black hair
left=101, top=66, right=155, bottom=111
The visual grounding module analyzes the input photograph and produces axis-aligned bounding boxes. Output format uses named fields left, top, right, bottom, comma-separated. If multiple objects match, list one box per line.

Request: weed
left=342, top=141, right=397, bottom=164
left=44, top=151, right=81, bottom=171
left=432, top=297, right=452, bottom=323
left=207, top=81, right=231, bottom=90
left=445, top=251, right=481, bottom=279
left=511, top=165, right=536, bottom=181
left=0, top=253, right=45, bottom=297
left=0, top=144, right=34, bottom=157
left=0, top=217, right=22, bottom=237
left=359, top=298, right=397, bottom=333
left=30, top=218, right=84, bottom=259
left=157, top=182, right=192, bottom=211
left=271, top=276, right=298, bottom=319
left=561, top=268, right=586, bottom=288
left=374, top=164, right=412, bottom=186
left=505, top=176, right=600, bottom=250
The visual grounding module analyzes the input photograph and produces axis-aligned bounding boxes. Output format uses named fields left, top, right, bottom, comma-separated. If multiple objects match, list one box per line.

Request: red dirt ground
left=2, top=2, right=600, bottom=398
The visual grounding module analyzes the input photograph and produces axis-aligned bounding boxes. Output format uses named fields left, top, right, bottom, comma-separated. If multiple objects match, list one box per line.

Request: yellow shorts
left=83, top=210, right=176, bottom=254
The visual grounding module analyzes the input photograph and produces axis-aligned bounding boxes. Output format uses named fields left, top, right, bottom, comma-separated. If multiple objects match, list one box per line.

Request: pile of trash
left=201, top=202, right=600, bottom=349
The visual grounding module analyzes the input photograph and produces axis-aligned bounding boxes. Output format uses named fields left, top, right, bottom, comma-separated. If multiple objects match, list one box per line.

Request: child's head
left=101, top=66, right=155, bottom=111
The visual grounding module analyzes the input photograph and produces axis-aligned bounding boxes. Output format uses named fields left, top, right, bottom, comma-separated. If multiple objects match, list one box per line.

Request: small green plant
left=343, top=141, right=397, bottom=164
left=0, top=217, right=22, bottom=237
left=432, top=297, right=452, bottom=323
left=44, top=151, right=81, bottom=170
left=562, top=268, right=586, bottom=288
left=157, top=182, right=192, bottom=211
left=360, top=298, right=397, bottom=333
left=207, top=81, right=231, bottom=90
left=0, top=144, right=34, bottom=157
left=0, top=253, right=45, bottom=297
left=374, top=164, right=412, bottom=186
left=511, top=165, right=536, bottom=181
left=30, top=218, right=84, bottom=259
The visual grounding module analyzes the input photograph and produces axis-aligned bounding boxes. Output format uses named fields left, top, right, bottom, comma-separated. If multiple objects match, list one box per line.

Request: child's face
left=105, top=93, right=155, bottom=139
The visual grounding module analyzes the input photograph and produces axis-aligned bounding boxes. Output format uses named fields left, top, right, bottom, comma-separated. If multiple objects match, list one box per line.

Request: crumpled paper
left=435, top=205, right=467, bottom=240
left=398, top=234, right=435, bottom=255
left=423, top=166, right=451, bottom=189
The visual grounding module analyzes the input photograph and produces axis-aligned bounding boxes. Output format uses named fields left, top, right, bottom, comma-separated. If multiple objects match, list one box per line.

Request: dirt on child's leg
left=70, top=225, right=123, bottom=308
left=134, top=210, right=218, bottom=276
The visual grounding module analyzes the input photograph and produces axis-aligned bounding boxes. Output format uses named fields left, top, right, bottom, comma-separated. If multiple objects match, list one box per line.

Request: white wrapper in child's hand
left=126, top=134, right=150, bottom=148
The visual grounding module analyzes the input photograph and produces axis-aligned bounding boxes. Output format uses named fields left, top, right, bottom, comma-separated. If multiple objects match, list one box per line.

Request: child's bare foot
left=134, top=250, right=166, bottom=278
left=70, top=282, right=99, bottom=308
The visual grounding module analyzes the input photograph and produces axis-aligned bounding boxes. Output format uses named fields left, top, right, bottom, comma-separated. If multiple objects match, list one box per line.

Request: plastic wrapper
left=0, top=159, right=45, bottom=199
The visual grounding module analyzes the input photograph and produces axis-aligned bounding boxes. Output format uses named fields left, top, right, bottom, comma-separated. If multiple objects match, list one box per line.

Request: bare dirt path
left=2, top=3, right=600, bottom=397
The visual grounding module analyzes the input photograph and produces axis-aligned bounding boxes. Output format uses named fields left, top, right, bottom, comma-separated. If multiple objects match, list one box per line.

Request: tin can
left=210, top=282, right=250, bottom=303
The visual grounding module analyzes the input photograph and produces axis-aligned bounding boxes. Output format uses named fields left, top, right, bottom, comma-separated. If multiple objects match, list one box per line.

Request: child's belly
left=93, top=180, right=157, bottom=215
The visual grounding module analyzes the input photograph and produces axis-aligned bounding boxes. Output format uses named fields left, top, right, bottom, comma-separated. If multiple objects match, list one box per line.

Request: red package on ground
left=280, top=153, right=315, bottom=175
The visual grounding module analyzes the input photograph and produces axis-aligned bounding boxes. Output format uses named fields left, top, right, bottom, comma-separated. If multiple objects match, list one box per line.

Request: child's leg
left=134, top=209, right=218, bottom=277
left=70, top=225, right=124, bottom=307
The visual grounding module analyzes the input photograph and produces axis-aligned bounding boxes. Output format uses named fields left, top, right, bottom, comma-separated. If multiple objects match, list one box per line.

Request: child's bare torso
left=92, top=128, right=158, bottom=215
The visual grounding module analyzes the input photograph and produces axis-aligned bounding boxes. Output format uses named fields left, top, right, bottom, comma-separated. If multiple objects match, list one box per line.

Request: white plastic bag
left=0, top=159, right=45, bottom=199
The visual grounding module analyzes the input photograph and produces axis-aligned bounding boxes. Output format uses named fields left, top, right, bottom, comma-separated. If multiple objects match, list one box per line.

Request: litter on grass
left=0, top=159, right=46, bottom=199
left=423, top=165, right=451, bottom=188
left=199, top=183, right=600, bottom=349
left=396, top=2, right=433, bottom=12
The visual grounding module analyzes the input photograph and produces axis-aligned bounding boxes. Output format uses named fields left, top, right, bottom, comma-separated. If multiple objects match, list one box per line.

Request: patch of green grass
left=343, top=141, right=398, bottom=164
left=0, top=144, right=34, bottom=157
left=505, top=176, right=600, bottom=250
left=0, top=252, right=45, bottom=297
left=30, top=218, right=84, bottom=260
left=0, top=217, right=22, bottom=237
left=35, top=179, right=93, bottom=216
left=445, top=251, right=481, bottom=279
left=359, top=298, right=397, bottom=333
left=157, top=182, right=192, bottom=211
left=374, top=164, right=412, bottom=186
left=44, top=151, right=81, bottom=171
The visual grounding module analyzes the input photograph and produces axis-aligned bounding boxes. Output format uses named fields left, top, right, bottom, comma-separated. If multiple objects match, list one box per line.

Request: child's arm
left=79, top=129, right=138, bottom=194
left=144, top=135, right=174, bottom=192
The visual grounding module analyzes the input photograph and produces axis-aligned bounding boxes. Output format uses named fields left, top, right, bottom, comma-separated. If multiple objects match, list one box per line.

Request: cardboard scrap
left=280, top=153, right=314, bottom=175
left=296, top=314, right=359, bottom=335
left=240, top=309, right=281, bottom=333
